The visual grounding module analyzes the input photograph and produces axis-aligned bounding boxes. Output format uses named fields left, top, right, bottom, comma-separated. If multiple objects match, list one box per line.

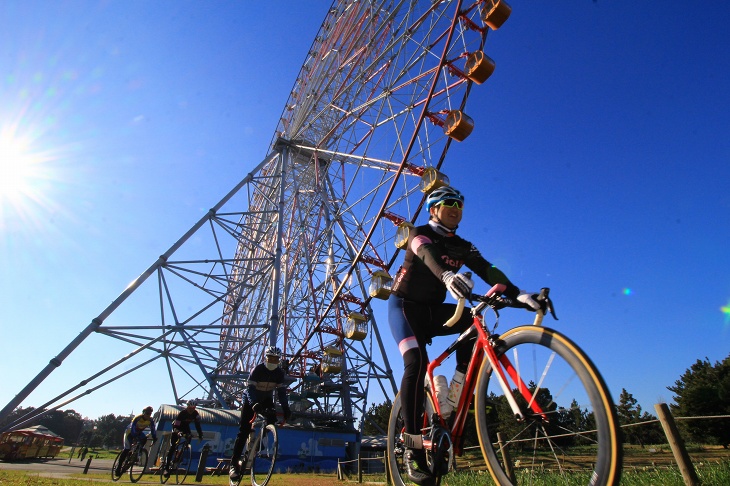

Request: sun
left=0, top=133, right=34, bottom=199
left=0, top=125, right=62, bottom=232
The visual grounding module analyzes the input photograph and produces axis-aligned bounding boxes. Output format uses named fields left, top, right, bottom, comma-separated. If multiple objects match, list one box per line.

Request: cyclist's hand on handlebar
left=441, top=271, right=474, bottom=300
left=516, top=291, right=541, bottom=311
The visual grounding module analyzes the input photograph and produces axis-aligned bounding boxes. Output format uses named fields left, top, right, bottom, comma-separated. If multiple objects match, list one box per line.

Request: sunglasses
left=437, top=199, right=464, bottom=209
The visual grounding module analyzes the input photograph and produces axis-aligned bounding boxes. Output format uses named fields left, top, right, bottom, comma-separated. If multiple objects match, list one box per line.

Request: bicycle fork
left=480, top=328, right=549, bottom=422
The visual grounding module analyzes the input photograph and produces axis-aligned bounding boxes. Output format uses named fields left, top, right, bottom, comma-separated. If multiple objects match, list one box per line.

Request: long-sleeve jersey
left=391, top=223, right=519, bottom=304
left=246, top=363, right=289, bottom=412
left=172, top=409, right=203, bottom=437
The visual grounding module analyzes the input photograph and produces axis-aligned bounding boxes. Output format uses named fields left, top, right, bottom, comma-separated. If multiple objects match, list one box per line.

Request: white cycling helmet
left=265, top=346, right=282, bottom=358
left=264, top=346, right=282, bottom=370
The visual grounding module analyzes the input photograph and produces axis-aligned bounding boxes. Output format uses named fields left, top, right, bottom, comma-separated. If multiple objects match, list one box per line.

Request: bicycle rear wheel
left=129, top=447, right=148, bottom=483
left=386, top=391, right=440, bottom=486
left=250, top=424, right=278, bottom=486
left=474, top=325, right=623, bottom=485
left=174, top=444, right=192, bottom=484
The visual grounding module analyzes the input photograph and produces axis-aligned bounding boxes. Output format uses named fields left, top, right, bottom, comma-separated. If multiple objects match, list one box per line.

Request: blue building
left=152, top=405, right=358, bottom=473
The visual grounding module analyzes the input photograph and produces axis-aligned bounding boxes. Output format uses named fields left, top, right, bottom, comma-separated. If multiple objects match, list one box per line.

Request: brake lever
left=537, top=288, right=558, bottom=320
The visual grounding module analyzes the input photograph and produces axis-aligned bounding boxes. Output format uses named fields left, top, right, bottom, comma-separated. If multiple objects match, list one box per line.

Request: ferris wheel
left=0, top=0, right=512, bottom=432
left=215, top=0, right=512, bottom=425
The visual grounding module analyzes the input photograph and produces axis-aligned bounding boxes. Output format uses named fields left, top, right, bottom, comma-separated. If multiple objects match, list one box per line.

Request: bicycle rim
left=251, top=424, right=278, bottom=486
left=111, top=452, right=122, bottom=481
left=474, top=326, right=623, bottom=485
left=175, top=444, right=192, bottom=484
left=129, top=448, right=148, bottom=483
left=386, top=392, right=439, bottom=486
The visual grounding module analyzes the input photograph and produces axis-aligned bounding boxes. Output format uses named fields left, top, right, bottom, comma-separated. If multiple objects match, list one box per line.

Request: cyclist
left=163, top=400, right=204, bottom=478
left=388, top=185, right=540, bottom=486
left=115, top=405, right=158, bottom=477
left=229, top=346, right=291, bottom=482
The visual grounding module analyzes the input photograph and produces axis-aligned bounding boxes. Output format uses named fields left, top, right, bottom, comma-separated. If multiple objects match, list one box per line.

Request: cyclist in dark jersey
left=388, top=185, right=539, bottom=486
left=163, top=400, right=203, bottom=477
left=229, top=346, right=291, bottom=482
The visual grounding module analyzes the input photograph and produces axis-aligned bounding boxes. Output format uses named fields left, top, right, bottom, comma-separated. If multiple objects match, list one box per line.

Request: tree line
left=0, top=409, right=131, bottom=449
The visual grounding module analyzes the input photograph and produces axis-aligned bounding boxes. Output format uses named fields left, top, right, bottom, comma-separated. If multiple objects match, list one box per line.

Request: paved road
left=0, top=456, right=116, bottom=478
left=0, top=457, right=211, bottom=484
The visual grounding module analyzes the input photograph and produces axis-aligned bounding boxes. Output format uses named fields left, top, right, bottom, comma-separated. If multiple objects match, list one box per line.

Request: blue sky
left=1, top=1, right=729, bottom=421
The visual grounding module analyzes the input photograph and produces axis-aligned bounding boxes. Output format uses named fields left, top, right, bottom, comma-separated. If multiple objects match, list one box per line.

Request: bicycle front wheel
left=250, top=424, right=278, bottom=486
left=157, top=444, right=170, bottom=484
left=174, top=444, right=192, bottom=484
left=129, top=448, right=149, bottom=483
left=474, top=325, right=622, bottom=485
left=111, top=451, right=123, bottom=481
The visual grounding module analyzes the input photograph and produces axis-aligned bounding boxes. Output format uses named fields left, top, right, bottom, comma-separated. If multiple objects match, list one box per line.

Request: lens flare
left=721, top=301, right=730, bottom=324
left=622, top=288, right=632, bottom=296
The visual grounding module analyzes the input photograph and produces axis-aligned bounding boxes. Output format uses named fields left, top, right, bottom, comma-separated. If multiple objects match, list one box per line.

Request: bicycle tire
left=250, top=423, right=278, bottom=486
left=129, top=447, right=148, bottom=483
left=158, top=443, right=170, bottom=484
left=386, top=391, right=440, bottom=486
left=229, top=457, right=243, bottom=486
left=174, top=443, right=192, bottom=484
left=474, top=325, right=623, bottom=485
left=111, top=451, right=123, bottom=482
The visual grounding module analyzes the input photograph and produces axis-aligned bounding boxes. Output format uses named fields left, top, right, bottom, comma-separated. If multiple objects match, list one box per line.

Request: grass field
left=2, top=444, right=728, bottom=485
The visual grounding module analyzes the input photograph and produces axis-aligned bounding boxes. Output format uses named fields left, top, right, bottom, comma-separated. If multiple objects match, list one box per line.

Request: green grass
left=0, top=469, right=344, bottom=485
left=8, top=447, right=730, bottom=485
left=368, top=460, right=730, bottom=485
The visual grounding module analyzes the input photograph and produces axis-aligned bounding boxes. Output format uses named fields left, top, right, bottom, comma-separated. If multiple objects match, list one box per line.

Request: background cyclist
left=229, top=346, right=291, bottom=482
left=163, top=400, right=203, bottom=477
left=388, top=185, right=539, bottom=486
left=115, top=405, right=158, bottom=477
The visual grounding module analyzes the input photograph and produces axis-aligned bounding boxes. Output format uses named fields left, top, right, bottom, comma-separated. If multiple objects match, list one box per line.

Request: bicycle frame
left=243, top=410, right=275, bottom=467
left=424, top=286, right=551, bottom=456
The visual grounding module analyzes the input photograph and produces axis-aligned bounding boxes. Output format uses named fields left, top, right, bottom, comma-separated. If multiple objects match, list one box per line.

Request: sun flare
left=0, top=132, right=36, bottom=200
left=0, top=125, right=62, bottom=231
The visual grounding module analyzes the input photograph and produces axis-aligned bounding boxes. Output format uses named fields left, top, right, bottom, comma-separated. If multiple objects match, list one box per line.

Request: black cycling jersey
left=391, top=223, right=519, bottom=303
left=246, top=363, right=288, bottom=409
left=172, top=409, right=203, bottom=437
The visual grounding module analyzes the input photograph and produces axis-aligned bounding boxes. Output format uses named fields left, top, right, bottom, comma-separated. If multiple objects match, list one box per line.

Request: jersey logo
left=440, top=255, right=463, bottom=268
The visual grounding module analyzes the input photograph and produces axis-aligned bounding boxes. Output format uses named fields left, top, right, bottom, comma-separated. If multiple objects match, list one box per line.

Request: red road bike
left=387, top=284, right=622, bottom=485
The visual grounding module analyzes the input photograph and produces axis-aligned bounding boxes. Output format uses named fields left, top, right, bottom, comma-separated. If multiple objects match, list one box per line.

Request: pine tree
left=667, top=354, right=730, bottom=447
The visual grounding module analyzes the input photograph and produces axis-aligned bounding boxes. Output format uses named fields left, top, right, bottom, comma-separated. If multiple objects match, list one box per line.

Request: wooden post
left=195, top=444, right=210, bottom=482
left=384, top=453, right=391, bottom=485
left=82, top=456, right=92, bottom=474
left=654, top=403, right=700, bottom=486
left=497, top=432, right=516, bottom=483
left=337, top=459, right=342, bottom=480
left=358, top=453, right=363, bottom=483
